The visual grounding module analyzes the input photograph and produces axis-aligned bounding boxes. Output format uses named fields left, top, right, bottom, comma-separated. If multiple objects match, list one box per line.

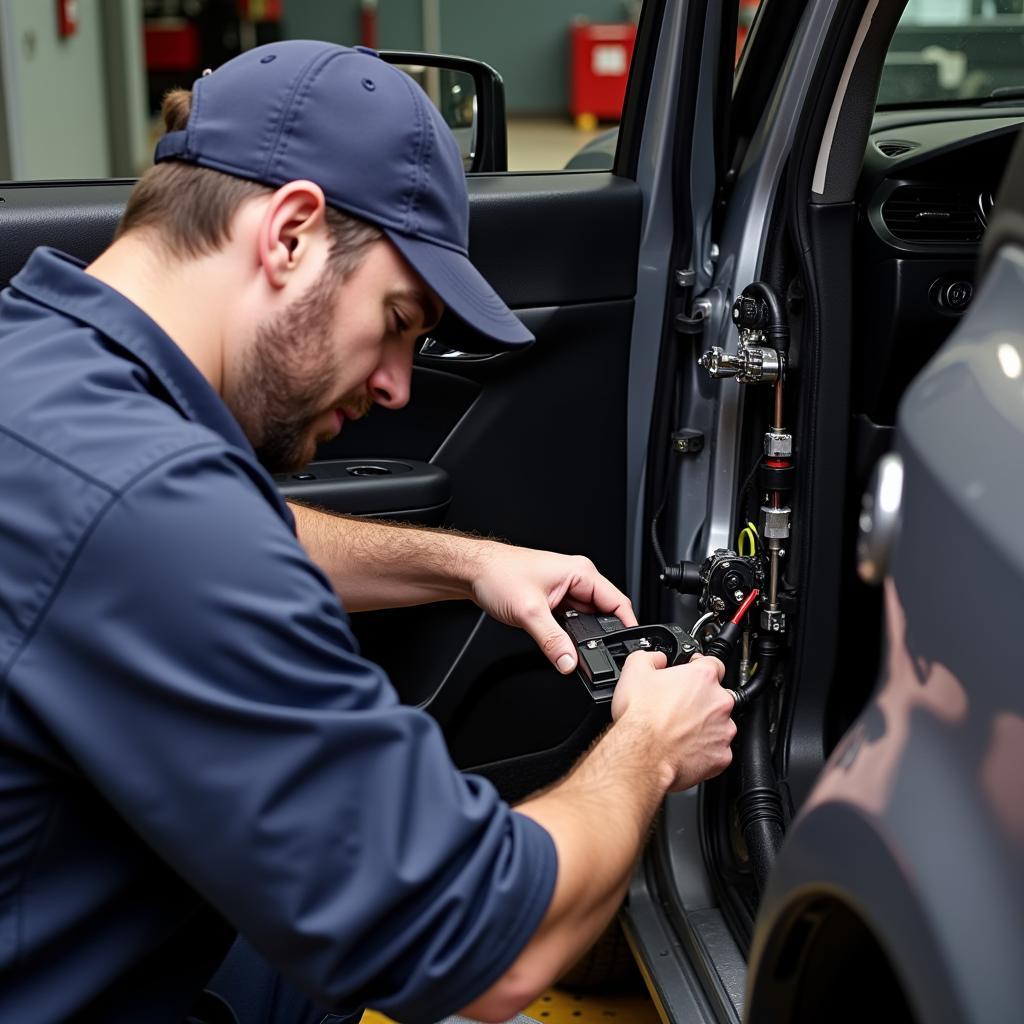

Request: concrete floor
left=506, top=117, right=611, bottom=172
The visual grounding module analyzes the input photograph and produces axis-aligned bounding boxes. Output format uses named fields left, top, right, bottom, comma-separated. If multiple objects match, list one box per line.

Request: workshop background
left=0, top=0, right=760, bottom=179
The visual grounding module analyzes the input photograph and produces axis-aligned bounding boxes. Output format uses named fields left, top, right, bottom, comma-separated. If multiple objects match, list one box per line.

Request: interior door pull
left=418, top=337, right=491, bottom=360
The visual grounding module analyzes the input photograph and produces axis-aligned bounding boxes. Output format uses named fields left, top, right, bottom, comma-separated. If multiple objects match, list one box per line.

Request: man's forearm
left=289, top=502, right=493, bottom=611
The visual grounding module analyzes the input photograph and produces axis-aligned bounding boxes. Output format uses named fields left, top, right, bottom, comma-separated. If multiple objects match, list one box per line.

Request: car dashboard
left=855, top=105, right=1024, bottom=429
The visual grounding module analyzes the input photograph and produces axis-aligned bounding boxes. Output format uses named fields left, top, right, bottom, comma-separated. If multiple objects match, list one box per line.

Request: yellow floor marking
left=526, top=987, right=662, bottom=1024
left=358, top=986, right=661, bottom=1024
left=359, top=1011, right=394, bottom=1024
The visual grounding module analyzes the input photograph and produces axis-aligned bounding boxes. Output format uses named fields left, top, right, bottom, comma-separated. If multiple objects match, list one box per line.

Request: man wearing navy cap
left=0, top=42, right=735, bottom=1023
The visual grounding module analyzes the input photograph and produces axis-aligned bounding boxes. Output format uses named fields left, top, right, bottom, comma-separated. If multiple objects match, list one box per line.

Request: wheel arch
left=745, top=800, right=962, bottom=1024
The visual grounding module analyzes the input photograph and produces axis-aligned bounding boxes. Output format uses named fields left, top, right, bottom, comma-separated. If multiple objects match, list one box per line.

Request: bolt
left=586, top=640, right=598, bottom=649
left=638, top=638, right=651, bottom=649
left=711, top=596, right=726, bottom=613
left=734, top=589, right=745, bottom=602
left=565, top=609, right=579, bottom=617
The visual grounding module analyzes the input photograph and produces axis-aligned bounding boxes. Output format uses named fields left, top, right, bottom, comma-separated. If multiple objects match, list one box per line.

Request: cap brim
left=385, top=229, right=534, bottom=352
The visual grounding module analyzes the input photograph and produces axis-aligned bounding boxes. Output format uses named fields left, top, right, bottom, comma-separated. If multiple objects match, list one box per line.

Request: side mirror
left=378, top=52, right=508, bottom=172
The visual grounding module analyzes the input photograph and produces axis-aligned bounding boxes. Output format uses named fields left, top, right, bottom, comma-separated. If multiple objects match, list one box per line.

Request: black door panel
left=459, top=173, right=642, bottom=308
left=347, top=293, right=635, bottom=777
left=0, top=181, right=134, bottom=285
left=428, top=299, right=631, bottom=557
left=318, top=365, right=480, bottom=461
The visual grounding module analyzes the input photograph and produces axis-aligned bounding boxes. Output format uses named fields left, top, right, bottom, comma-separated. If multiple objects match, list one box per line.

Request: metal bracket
left=671, top=428, right=705, bottom=455
left=674, top=295, right=714, bottom=336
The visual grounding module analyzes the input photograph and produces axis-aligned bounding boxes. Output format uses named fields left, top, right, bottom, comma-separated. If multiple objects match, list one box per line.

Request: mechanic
left=0, top=42, right=736, bottom=1024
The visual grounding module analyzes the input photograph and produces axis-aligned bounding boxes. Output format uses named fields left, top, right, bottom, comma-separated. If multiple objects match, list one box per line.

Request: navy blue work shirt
left=0, top=248, right=557, bottom=1023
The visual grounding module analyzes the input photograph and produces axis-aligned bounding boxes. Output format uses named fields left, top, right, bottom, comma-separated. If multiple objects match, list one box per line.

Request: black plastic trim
left=276, top=458, right=450, bottom=520
left=868, top=178, right=986, bottom=255
left=464, top=173, right=642, bottom=307
left=813, top=1, right=907, bottom=204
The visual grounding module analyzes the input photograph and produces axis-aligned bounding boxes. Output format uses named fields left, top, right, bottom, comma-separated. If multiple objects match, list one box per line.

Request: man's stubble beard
left=226, top=265, right=371, bottom=473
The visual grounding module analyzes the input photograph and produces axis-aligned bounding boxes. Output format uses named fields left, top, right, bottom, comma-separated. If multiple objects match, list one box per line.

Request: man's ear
left=257, top=180, right=329, bottom=289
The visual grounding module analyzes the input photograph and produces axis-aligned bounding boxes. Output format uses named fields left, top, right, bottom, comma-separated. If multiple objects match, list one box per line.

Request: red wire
left=731, top=588, right=760, bottom=625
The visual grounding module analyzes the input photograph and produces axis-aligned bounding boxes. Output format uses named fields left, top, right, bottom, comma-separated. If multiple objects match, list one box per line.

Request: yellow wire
left=738, top=526, right=755, bottom=556
left=737, top=520, right=759, bottom=557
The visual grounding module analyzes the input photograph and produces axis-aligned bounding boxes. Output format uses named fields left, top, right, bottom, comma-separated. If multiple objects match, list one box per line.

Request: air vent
left=881, top=185, right=985, bottom=244
left=875, top=139, right=919, bottom=158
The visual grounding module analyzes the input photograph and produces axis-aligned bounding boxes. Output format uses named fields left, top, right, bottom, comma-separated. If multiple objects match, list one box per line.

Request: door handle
left=418, top=336, right=492, bottom=360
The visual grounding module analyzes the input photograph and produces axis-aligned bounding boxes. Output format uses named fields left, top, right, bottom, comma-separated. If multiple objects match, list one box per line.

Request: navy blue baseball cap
left=154, top=40, right=533, bottom=349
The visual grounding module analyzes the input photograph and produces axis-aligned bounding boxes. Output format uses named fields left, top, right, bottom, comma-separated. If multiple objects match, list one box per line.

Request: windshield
left=878, top=0, right=1024, bottom=106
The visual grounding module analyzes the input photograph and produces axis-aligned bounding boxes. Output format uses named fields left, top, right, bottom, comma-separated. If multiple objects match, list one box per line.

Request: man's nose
left=368, top=343, right=413, bottom=409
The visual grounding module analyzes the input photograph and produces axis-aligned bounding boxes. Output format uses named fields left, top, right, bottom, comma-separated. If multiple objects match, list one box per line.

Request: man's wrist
left=449, top=534, right=504, bottom=596
left=606, top=713, right=677, bottom=800
left=547, top=714, right=675, bottom=829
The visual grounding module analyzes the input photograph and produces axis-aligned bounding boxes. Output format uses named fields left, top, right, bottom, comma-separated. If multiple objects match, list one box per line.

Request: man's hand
left=463, top=649, right=736, bottom=1021
left=611, top=651, right=735, bottom=791
left=470, top=543, right=637, bottom=674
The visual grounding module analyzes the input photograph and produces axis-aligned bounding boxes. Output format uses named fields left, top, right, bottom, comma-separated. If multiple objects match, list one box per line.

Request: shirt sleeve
left=7, top=442, right=558, bottom=1021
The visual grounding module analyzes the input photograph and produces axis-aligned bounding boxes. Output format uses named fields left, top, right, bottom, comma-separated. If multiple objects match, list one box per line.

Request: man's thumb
left=528, top=612, right=577, bottom=674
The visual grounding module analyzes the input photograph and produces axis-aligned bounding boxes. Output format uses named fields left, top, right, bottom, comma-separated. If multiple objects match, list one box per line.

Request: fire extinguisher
left=361, top=0, right=378, bottom=50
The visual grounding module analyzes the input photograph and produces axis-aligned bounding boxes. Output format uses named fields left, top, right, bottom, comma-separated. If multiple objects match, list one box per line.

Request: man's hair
left=117, top=88, right=382, bottom=275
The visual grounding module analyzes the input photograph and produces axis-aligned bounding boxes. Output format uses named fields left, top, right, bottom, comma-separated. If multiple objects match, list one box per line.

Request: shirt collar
left=10, top=247, right=254, bottom=455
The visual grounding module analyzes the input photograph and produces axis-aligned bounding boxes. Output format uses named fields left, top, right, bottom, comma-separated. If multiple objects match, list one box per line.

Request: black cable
left=732, top=637, right=785, bottom=893
left=730, top=636, right=782, bottom=713
left=741, top=281, right=790, bottom=354
left=649, top=491, right=669, bottom=573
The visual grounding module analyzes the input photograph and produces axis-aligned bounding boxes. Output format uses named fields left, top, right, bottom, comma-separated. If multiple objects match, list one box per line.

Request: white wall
left=0, top=0, right=147, bottom=180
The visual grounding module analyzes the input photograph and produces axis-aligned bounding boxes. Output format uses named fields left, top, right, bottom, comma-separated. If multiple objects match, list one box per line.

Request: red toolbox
left=569, top=22, right=637, bottom=129
left=144, top=19, right=200, bottom=73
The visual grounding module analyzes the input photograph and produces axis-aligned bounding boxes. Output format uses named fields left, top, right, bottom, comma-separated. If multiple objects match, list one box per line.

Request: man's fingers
left=609, top=597, right=638, bottom=628
left=590, top=574, right=637, bottom=626
left=624, top=649, right=668, bottom=671
left=564, top=571, right=638, bottom=628
left=688, top=652, right=726, bottom=683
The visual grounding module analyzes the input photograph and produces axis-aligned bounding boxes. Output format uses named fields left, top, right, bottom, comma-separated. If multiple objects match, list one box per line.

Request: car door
left=0, top=0, right=727, bottom=805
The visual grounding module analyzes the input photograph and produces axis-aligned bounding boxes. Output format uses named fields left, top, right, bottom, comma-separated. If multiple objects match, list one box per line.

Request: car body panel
left=748, top=241, right=1024, bottom=1023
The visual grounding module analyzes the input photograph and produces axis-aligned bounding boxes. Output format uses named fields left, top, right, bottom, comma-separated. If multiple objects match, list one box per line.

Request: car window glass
left=878, top=0, right=1024, bottom=106
left=0, top=0, right=759, bottom=182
